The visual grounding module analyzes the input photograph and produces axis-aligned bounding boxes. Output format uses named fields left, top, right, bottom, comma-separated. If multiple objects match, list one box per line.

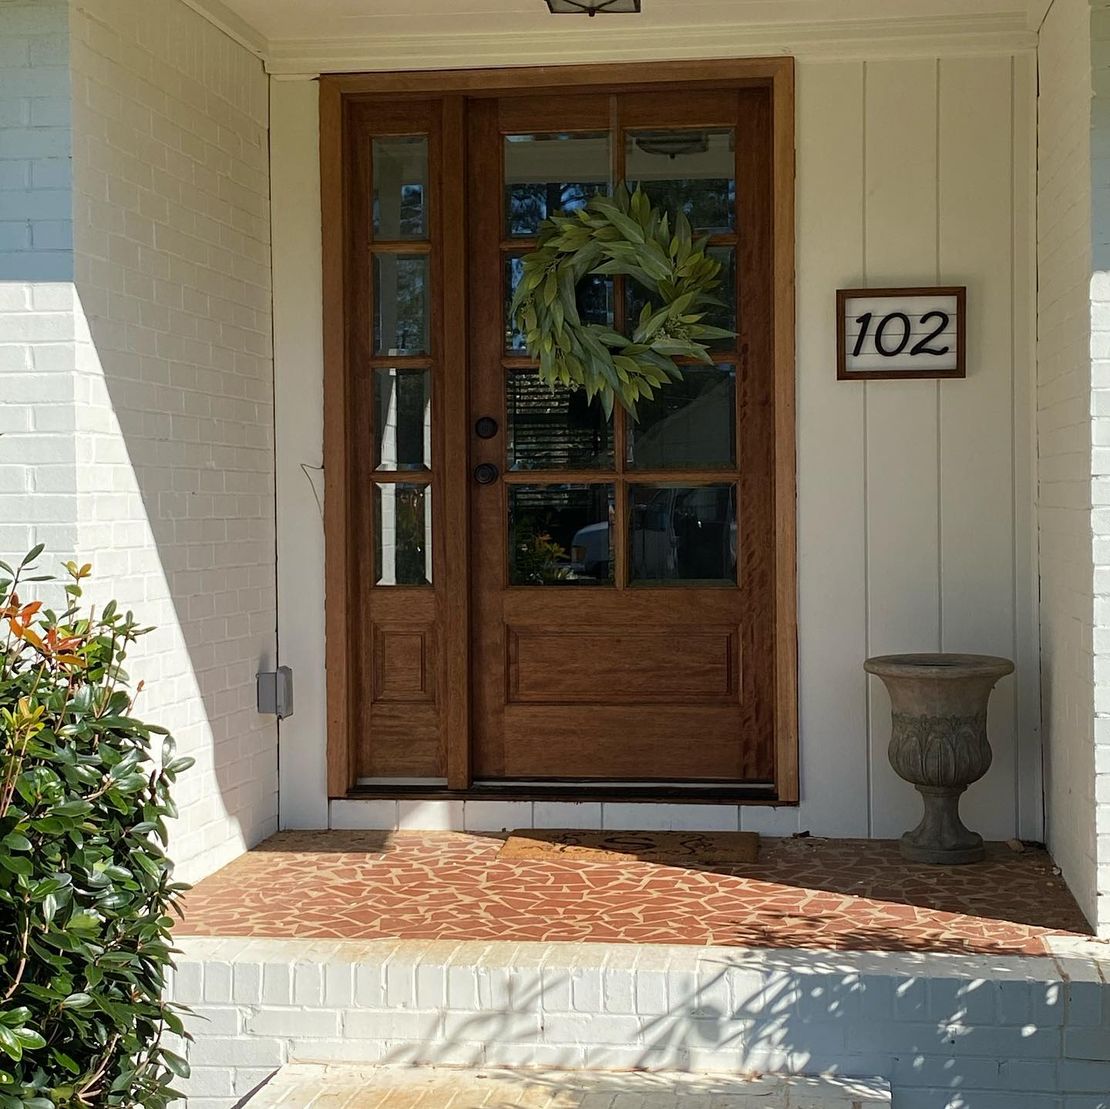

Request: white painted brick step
left=246, top=1064, right=892, bottom=1108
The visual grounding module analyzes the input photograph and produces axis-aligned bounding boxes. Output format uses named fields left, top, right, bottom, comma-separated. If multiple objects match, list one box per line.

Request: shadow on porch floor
left=176, top=832, right=1092, bottom=956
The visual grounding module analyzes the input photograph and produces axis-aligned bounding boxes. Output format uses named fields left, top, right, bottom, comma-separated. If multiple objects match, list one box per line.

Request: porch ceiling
left=186, top=0, right=1038, bottom=74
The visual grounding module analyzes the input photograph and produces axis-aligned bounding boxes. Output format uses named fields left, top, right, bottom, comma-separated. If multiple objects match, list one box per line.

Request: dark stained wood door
left=467, top=88, right=777, bottom=784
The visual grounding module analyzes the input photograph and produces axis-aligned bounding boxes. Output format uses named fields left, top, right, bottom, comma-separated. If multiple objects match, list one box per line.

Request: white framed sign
left=836, top=286, right=966, bottom=381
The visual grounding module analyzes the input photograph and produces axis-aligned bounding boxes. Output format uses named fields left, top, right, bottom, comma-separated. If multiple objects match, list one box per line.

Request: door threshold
left=344, top=782, right=781, bottom=804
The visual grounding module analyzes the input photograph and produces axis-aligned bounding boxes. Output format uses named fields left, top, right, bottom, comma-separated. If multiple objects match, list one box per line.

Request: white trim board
left=177, top=0, right=267, bottom=58
left=179, top=3, right=1034, bottom=76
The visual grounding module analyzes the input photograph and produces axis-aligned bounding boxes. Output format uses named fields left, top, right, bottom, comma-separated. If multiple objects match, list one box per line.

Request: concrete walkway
left=247, top=1065, right=891, bottom=1108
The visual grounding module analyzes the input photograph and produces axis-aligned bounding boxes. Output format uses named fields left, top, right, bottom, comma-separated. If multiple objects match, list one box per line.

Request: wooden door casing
left=320, top=59, right=797, bottom=802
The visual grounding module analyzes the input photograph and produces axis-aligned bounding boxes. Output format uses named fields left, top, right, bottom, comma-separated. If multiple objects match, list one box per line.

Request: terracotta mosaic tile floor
left=177, top=831, right=1092, bottom=955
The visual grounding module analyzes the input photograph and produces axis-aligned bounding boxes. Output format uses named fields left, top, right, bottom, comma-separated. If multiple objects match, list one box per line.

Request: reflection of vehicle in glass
left=510, top=485, right=614, bottom=585
left=572, top=486, right=737, bottom=582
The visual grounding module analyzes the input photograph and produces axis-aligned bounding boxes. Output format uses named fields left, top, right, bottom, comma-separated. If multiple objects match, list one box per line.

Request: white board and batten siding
left=795, top=55, right=1038, bottom=841
left=273, top=53, right=1040, bottom=841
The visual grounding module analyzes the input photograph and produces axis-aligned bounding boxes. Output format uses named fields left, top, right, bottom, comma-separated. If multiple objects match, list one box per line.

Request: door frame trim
left=321, top=57, right=798, bottom=803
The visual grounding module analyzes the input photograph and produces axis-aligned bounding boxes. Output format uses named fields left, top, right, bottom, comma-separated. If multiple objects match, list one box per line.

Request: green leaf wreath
left=509, top=183, right=735, bottom=415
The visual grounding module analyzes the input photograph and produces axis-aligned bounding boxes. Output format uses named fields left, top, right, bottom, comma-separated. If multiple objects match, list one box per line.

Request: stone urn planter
left=864, top=653, right=1014, bottom=865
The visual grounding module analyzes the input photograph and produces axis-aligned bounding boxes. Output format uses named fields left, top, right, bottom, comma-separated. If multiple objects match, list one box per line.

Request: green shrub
left=0, top=548, right=193, bottom=1107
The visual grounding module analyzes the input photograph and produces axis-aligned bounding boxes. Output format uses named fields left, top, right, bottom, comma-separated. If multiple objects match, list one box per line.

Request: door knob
left=473, top=462, right=499, bottom=485
left=475, top=416, right=498, bottom=439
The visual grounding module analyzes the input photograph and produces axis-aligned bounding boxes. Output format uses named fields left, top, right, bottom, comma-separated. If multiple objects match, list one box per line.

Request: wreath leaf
left=511, top=183, right=735, bottom=414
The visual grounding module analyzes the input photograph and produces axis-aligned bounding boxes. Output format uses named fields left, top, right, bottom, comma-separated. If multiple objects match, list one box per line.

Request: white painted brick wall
left=65, top=0, right=277, bottom=883
left=169, top=937, right=1110, bottom=1109
left=329, top=798, right=803, bottom=835
left=0, top=0, right=73, bottom=282
left=0, top=1, right=78, bottom=561
left=1088, top=0, right=1110, bottom=936
left=1, top=0, right=276, bottom=884
left=1038, top=0, right=1103, bottom=932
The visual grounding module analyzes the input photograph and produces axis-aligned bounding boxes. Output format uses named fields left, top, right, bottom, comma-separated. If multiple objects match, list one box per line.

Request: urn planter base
left=864, top=653, right=1014, bottom=866
left=901, top=785, right=984, bottom=865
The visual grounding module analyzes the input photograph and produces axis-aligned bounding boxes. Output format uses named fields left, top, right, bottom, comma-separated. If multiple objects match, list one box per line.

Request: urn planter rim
left=863, top=652, right=1015, bottom=681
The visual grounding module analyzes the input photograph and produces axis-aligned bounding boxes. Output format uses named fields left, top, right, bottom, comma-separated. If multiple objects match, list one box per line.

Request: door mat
left=497, top=829, right=760, bottom=865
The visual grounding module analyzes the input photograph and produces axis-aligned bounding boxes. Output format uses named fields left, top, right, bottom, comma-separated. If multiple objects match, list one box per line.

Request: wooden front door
left=322, top=62, right=797, bottom=801
left=468, top=90, right=774, bottom=785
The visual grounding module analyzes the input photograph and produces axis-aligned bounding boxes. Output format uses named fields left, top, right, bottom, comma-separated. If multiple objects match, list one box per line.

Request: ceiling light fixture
left=633, top=131, right=710, bottom=159
left=545, top=0, right=642, bottom=15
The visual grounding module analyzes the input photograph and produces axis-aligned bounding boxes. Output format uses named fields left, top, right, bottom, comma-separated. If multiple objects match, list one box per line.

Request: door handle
left=475, top=416, right=498, bottom=439
left=473, top=462, right=499, bottom=485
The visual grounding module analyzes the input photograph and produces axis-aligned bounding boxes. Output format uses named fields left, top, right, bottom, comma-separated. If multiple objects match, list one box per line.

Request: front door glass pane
left=374, top=254, right=429, bottom=356
left=505, top=254, right=612, bottom=352
left=509, top=484, right=614, bottom=586
left=629, top=484, right=736, bottom=584
left=507, top=373, right=612, bottom=470
left=626, top=245, right=735, bottom=350
left=374, top=368, right=431, bottom=472
left=625, top=128, right=735, bottom=234
left=504, top=132, right=611, bottom=237
left=374, top=483, right=432, bottom=586
left=373, top=136, right=427, bottom=239
left=628, top=365, right=735, bottom=470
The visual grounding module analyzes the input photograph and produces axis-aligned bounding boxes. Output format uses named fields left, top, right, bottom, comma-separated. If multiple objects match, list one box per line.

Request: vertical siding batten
left=793, top=59, right=867, bottom=838
left=862, top=58, right=942, bottom=839
left=1011, top=54, right=1042, bottom=842
left=938, top=55, right=1019, bottom=841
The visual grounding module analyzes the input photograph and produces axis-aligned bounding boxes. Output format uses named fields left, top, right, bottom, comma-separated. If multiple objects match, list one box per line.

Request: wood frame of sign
left=836, top=286, right=966, bottom=381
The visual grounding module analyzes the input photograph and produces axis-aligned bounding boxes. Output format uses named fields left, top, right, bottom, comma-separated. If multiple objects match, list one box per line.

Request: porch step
left=247, top=1064, right=892, bottom=1108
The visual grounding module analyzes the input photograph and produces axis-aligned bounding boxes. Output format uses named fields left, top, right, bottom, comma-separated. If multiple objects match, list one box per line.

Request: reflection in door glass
left=374, top=483, right=432, bottom=586
left=372, top=136, right=427, bottom=239
left=374, top=254, right=429, bottom=356
left=626, top=129, right=735, bottom=234
left=509, top=484, right=614, bottom=586
left=373, top=368, right=431, bottom=472
left=505, top=254, right=612, bottom=352
left=628, top=365, right=735, bottom=470
left=629, top=484, right=736, bottom=585
left=507, top=374, right=612, bottom=470
left=504, top=133, right=611, bottom=237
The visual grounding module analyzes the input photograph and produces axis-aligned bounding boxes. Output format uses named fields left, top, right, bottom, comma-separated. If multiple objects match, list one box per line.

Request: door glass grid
left=500, top=122, right=741, bottom=589
left=504, top=132, right=611, bottom=237
left=369, top=134, right=433, bottom=588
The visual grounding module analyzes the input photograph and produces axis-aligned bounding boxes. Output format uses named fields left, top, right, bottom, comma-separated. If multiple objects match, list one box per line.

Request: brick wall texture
left=169, top=938, right=1110, bottom=1109
left=0, top=0, right=277, bottom=883
left=0, top=0, right=73, bottom=282
left=1088, top=0, right=1110, bottom=935
left=1038, top=0, right=1107, bottom=933
left=68, top=0, right=276, bottom=882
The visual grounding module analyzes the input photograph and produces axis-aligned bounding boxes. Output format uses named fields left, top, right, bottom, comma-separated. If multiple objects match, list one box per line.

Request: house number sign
left=836, top=286, right=966, bottom=381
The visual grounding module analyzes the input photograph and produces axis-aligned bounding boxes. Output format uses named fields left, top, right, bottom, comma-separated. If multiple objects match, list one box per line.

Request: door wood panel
left=508, top=627, right=738, bottom=704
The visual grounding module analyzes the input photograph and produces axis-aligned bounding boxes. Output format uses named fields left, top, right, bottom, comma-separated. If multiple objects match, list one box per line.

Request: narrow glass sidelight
left=627, top=365, right=736, bottom=470
left=373, top=136, right=428, bottom=239
left=373, top=368, right=431, bottom=472
left=503, top=132, right=611, bottom=237
left=625, top=128, right=736, bottom=234
left=629, top=484, right=737, bottom=585
left=374, top=483, right=432, bottom=586
left=374, top=254, right=430, bottom=356
left=508, top=484, right=614, bottom=586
